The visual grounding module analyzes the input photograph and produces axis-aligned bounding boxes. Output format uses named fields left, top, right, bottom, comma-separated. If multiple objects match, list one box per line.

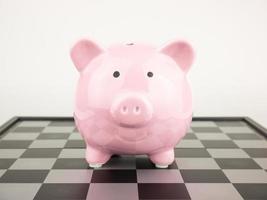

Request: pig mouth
left=117, top=122, right=147, bottom=129
left=116, top=130, right=149, bottom=142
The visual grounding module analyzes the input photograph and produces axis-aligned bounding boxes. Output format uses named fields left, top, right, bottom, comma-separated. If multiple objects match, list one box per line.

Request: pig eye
left=147, top=71, right=153, bottom=78
left=113, top=71, right=120, bottom=78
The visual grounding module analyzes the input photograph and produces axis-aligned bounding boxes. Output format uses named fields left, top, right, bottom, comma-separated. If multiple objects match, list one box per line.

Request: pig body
left=70, top=39, right=194, bottom=168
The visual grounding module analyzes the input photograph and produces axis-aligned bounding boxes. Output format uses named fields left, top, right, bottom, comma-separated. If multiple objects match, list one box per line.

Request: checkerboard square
left=0, top=149, right=26, bottom=158
left=34, top=183, right=89, bottom=200
left=21, top=148, right=62, bottom=158
left=64, top=140, right=86, bottom=148
left=87, top=183, right=138, bottom=200
left=180, top=169, right=230, bottom=183
left=220, top=126, right=255, bottom=134
left=52, top=158, right=89, bottom=169
left=137, top=169, right=183, bottom=183
left=201, top=140, right=238, bottom=148
left=183, top=133, right=197, bottom=139
left=42, top=126, right=75, bottom=133
left=0, top=140, right=32, bottom=149
left=176, top=158, right=220, bottom=169
left=138, top=183, right=190, bottom=199
left=215, top=158, right=261, bottom=169
left=192, top=127, right=222, bottom=133
left=234, top=140, right=267, bottom=148
left=68, top=132, right=83, bottom=140
left=29, top=140, right=67, bottom=148
left=10, top=158, right=56, bottom=170
left=44, top=169, right=92, bottom=183
left=234, top=183, right=267, bottom=199
left=91, top=170, right=137, bottom=183
left=227, top=133, right=262, bottom=140
left=2, top=133, right=40, bottom=140
left=58, top=149, right=85, bottom=158
left=195, top=133, right=230, bottom=140
left=0, top=170, right=49, bottom=183
left=37, top=133, right=70, bottom=140
left=175, top=148, right=211, bottom=158
left=207, top=148, right=250, bottom=158
left=223, top=169, right=267, bottom=183
left=186, top=183, right=243, bottom=200
left=0, top=183, right=41, bottom=200
left=175, top=140, right=204, bottom=148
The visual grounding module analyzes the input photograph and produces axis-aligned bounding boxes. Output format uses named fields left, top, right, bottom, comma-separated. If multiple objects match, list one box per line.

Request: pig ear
left=159, top=40, right=194, bottom=73
left=70, top=39, right=103, bottom=72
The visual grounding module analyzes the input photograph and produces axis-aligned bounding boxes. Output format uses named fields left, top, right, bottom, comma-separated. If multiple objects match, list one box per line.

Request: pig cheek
left=148, top=77, right=183, bottom=120
left=87, top=71, right=124, bottom=110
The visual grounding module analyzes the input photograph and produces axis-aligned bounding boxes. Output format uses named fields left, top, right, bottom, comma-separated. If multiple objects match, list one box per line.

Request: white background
left=0, top=0, right=267, bottom=127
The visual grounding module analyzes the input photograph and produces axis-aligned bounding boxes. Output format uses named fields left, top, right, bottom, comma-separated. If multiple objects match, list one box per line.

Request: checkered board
left=0, top=118, right=267, bottom=200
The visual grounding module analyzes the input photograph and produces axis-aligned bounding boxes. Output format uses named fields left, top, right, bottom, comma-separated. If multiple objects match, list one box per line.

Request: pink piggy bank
left=70, top=38, right=194, bottom=168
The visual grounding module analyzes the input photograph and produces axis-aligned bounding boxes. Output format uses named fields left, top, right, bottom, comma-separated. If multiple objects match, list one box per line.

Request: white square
left=176, top=140, right=204, bottom=148
left=207, top=149, right=250, bottom=158
left=176, top=158, right=220, bottom=169
left=10, top=158, right=56, bottom=169
left=223, top=169, right=267, bottom=183
left=29, top=140, right=67, bottom=148
left=234, top=140, right=267, bottom=148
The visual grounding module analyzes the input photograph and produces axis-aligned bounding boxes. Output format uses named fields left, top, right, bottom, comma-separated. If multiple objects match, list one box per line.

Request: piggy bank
left=70, top=38, right=194, bottom=168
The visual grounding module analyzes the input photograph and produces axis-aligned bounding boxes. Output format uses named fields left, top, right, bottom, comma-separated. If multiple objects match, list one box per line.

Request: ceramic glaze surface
left=70, top=39, right=195, bottom=168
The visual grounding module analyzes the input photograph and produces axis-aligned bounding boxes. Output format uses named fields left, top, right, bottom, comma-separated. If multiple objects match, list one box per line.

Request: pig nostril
left=121, top=106, right=128, bottom=114
left=133, top=106, right=140, bottom=115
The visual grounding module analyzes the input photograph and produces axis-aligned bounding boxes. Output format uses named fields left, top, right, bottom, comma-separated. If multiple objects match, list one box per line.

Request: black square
left=174, top=148, right=211, bottom=157
left=191, top=127, right=222, bottom=133
left=138, top=183, right=190, bottom=199
left=136, top=157, right=178, bottom=169
left=48, top=121, right=75, bottom=126
left=201, top=140, right=238, bottom=148
left=180, top=169, right=230, bottom=183
left=234, top=184, right=267, bottom=199
left=52, top=158, right=89, bottom=169
left=0, top=140, right=32, bottom=149
left=21, top=148, right=62, bottom=158
left=64, top=140, right=86, bottom=148
left=0, top=159, right=16, bottom=169
left=0, top=170, right=49, bottom=183
left=215, top=158, right=261, bottom=169
left=34, top=183, right=89, bottom=200
left=37, top=133, right=70, bottom=140
left=91, top=170, right=137, bottom=183
left=227, top=133, right=262, bottom=140
left=183, top=133, right=197, bottom=139
left=243, top=148, right=267, bottom=158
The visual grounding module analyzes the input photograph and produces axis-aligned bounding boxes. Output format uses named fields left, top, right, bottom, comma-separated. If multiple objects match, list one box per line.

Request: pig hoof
left=155, top=164, right=168, bottom=168
left=89, top=163, right=103, bottom=168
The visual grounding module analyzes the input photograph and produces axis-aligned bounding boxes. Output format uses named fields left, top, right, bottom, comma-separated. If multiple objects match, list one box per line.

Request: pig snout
left=110, top=93, right=153, bottom=127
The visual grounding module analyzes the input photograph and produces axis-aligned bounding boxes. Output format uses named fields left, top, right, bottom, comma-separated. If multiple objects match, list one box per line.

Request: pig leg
left=85, top=145, right=111, bottom=168
left=149, top=149, right=174, bottom=168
